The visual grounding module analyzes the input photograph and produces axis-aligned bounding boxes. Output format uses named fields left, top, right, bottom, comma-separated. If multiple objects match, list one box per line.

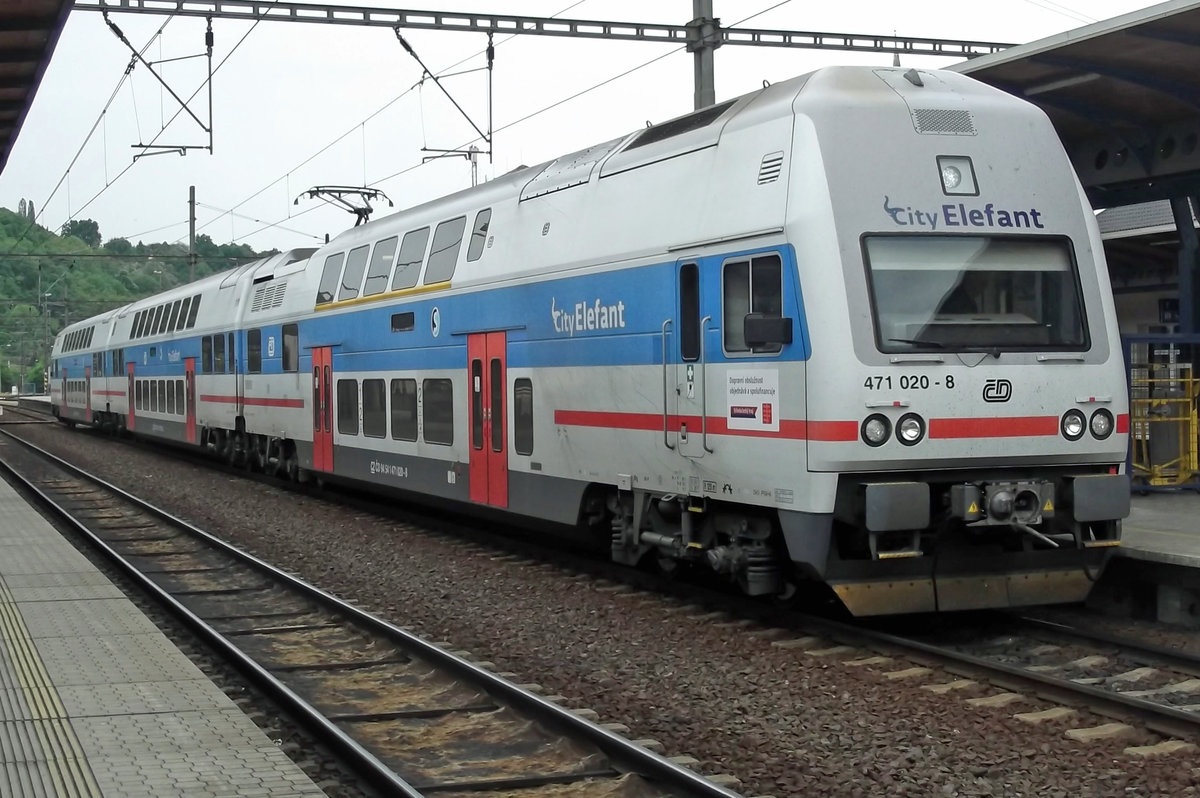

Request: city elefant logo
left=551, top=297, right=627, bottom=337
left=883, top=196, right=1045, bottom=230
left=983, top=378, right=1013, bottom=403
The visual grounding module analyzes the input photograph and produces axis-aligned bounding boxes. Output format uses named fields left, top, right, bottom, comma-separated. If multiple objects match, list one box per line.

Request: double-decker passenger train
left=50, top=65, right=1130, bottom=615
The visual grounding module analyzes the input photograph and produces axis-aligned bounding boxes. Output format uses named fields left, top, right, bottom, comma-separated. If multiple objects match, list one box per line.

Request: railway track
left=8, top=408, right=1197, bottom=766
left=767, top=610, right=1200, bottom=749
left=0, top=428, right=751, bottom=798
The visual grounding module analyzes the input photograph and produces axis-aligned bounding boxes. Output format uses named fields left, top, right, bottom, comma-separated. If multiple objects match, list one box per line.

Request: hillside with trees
left=0, top=206, right=269, bottom=393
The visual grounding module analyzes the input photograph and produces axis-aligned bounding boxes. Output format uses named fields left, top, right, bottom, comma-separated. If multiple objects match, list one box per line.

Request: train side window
left=363, top=236, right=398, bottom=297
left=154, top=305, right=167, bottom=335
left=316, top=252, right=345, bottom=304
left=167, top=380, right=176, bottom=414
left=159, top=380, right=167, bottom=412
left=179, top=297, right=191, bottom=329
left=228, top=333, right=235, bottom=372
left=391, top=227, right=429, bottom=291
left=680, top=263, right=700, bottom=361
left=471, top=359, right=483, bottom=450
left=282, top=324, right=298, bottom=372
left=422, top=378, right=454, bottom=445
left=723, top=253, right=784, bottom=354
left=176, top=381, right=184, bottom=415
left=391, top=312, right=415, bottom=333
left=390, top=378, right=417, bottom=441
left=466, top=208, right=491, bottom=262
left=338, top=244, right=370, bottom=302
left=87, top=328, right=93, bottom=347
left=214, top=334, right=226, bottom=373
left=132, top=312, right=143, bottom=338
left=150, top=381, right=159, bottom=412
left=247, top=329, right=262, bottom=373
left=168, top=300, right=182, bottom=331
left=514, top=378, right=534, bottom=455
left=186, top=295, right=201, bottom=328
left=336, top=379, right=359, bottom=435
left=202, top=336, right=213, bottom=373
left=423, top=216, right=466, bottom=284
left=362, top=379, right=386, bottom=438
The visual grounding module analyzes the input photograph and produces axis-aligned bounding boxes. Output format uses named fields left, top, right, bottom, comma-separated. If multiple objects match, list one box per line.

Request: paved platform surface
left=0, top=472, right=327, bottom=797
left=1121, top=492, right=1200, bottom=567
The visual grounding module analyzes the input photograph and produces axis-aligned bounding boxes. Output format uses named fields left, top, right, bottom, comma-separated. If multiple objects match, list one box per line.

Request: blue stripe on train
left=68, top=244, right=813, bottom=376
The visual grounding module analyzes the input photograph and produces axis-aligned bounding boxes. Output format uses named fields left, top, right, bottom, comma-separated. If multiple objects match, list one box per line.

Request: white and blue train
left=50, top=66, right=1131, bottom=615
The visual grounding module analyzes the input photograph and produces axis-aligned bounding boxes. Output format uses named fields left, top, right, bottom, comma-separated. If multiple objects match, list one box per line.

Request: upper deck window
left=316, top=252, right=344, bottom=305
left=863, top=235, right=1087, bottom=353
left=338, top=245, right=370, bottom=301
left=424, top=216, right=466, bottom=284
left=363, top=236, right=398, bottom=297
left=467, top=209, right=491, bottom=262
left=392, top=227, right=429, bottom=290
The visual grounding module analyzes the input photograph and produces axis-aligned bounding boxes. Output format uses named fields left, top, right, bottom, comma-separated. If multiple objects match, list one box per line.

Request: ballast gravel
left=15, top=424, right=1200, bottom=797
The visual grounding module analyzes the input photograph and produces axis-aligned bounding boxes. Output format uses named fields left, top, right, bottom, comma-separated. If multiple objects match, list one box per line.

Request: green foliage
left=0, top=206, right=271, bottom=389
left=61, top=218, right=101, bottom=248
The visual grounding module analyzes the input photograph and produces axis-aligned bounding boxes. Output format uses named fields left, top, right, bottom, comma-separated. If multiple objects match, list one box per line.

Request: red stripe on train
left=929, top=416, right=1059, bottom=438
left=199, top=394, right=305, bottom=408
left=552, top=410, right=858, bottom=441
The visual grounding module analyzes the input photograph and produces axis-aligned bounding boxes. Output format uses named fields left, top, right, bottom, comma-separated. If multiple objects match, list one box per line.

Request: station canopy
left=0, top=0, right=72, bottom=177
left=954, top=0, right=1200, bottom=209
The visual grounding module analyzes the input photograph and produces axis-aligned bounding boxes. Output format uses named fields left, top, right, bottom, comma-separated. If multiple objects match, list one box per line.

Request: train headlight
left=1090, top=409, right=1114, bottom=440
left=941, top=165, right=962, bottom=191
left=896, top=413, right=925, bottom=446
left=1061, top=409, right=1086, bottom=441
left=861, top=414, right=890, bottom=447
left=937, top=155, right=978, bottom=196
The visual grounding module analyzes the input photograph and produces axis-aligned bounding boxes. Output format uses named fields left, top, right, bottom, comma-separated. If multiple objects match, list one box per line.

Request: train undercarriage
left=606, top=470, right=1129, bottom=615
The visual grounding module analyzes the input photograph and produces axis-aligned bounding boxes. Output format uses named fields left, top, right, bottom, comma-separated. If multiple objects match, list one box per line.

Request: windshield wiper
left=888, top=337, right=946, bottom=348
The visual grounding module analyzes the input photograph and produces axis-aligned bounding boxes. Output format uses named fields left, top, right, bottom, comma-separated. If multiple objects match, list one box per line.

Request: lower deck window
left=422, top=378, right=454, bottom=445
left=362, top=379, right=386, bottom=438
left=337, top=379, right=359, bottom=435
left=390, top=379, right=417, bottom=441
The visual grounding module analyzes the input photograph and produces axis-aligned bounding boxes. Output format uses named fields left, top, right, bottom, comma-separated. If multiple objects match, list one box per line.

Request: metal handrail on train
left=661, top=319, right=674, bottom=450
left=701, top=315, right=714, bottom=454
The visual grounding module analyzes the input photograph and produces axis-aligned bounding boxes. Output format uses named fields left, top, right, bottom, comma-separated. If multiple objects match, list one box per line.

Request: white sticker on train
left=726, top=369, right=780, bottom=432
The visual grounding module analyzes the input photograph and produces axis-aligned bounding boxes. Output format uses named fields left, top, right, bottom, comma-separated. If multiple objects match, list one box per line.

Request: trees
left=61, top=219, right=101, bottom=248
left=103, top=237, right=133, bottom=255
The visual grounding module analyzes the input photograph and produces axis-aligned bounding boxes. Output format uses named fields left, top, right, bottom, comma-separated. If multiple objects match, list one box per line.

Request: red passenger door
left=84, top=366, right=92, bottom=424
left=468, top=332, right=508, bottom=508
left=184, top=358, right=197, bottom=444
left=312, top=347, right=334, bottom=473
left=126, top=363, right=135, bottom=431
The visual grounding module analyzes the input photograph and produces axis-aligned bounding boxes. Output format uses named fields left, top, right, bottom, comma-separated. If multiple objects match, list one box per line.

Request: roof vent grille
left=912, top=108, right=976, bottom=136
left=758, top=151, right=784, bottom=184
left=250, top=280, right=288, bottom=313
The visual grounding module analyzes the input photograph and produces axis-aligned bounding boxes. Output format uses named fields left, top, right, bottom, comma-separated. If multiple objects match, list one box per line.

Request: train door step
left=869, top=530, right=923, bottom=560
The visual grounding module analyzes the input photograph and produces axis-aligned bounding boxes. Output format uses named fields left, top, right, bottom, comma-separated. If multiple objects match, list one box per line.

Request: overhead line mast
left=75, top=0, right=1013, bottom=111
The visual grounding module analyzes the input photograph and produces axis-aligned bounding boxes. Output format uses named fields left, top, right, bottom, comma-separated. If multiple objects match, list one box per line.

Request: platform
left=0, top=473, right=327, bottom=797
left=1121, top=492, right=1200, bottom=567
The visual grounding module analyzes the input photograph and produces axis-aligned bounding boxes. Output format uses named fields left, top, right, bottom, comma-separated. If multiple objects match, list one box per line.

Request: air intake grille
left=912, top=108, right=976, bottom=136
left=758, top=151, right=784, bottom=184
left=250, top=280, right=288, bottom=313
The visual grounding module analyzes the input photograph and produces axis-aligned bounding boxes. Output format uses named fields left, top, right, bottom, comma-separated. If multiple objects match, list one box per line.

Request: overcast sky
left=0, top=0, right=1163, bottom=253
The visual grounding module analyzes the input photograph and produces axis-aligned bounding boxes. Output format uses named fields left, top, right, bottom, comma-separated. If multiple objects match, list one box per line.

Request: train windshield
left=863, top=235, right=1088, bottom=353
